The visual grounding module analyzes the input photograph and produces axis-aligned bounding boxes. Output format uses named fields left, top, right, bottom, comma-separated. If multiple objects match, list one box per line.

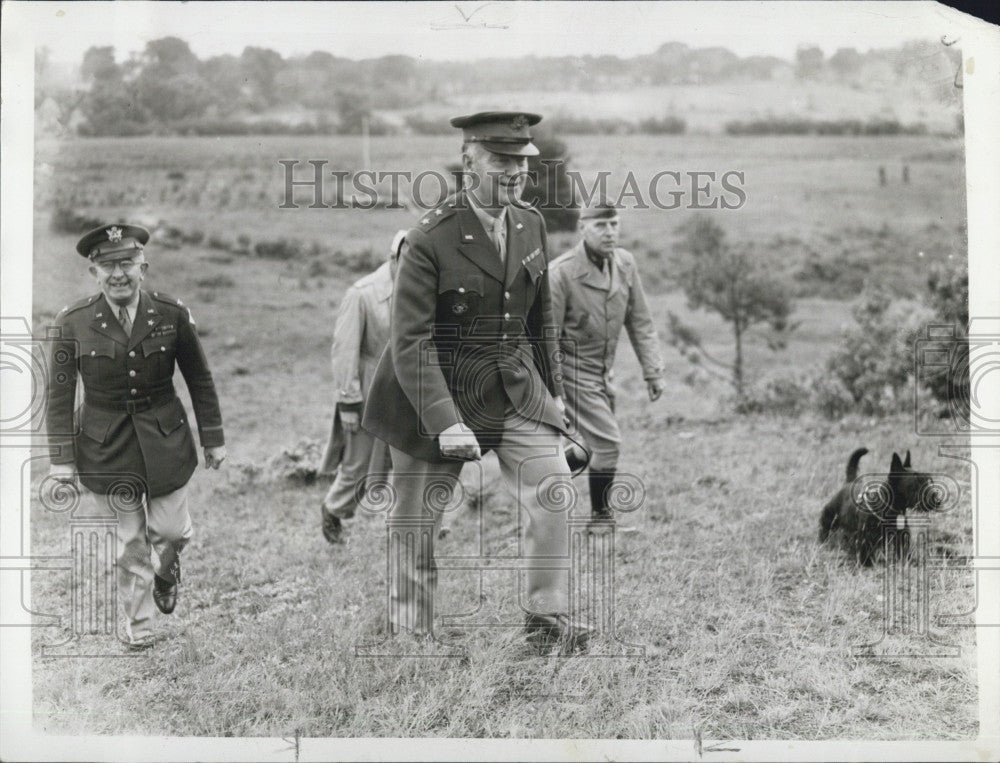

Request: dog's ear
left=904, top=450, right=911, bottom=468
left=890, top=452, right=904, bottom=472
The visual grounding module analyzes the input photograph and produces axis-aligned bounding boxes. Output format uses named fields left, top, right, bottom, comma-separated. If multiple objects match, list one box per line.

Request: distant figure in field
left=46, top=223, right=226, bottom=650
left=549, top=199, right=666, bottom=525
left=902, top=165, right=910, bottom=184
left=878, top=166, right=887, bottom=186
left=318, top=231, right=406, bottom=544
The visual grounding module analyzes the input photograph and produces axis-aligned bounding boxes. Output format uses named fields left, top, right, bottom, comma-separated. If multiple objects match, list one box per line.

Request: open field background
left=26, top=133, right=976, bottom=739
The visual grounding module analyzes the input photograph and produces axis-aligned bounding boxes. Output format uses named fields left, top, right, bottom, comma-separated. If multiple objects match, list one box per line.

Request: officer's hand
left=48, top=464, right=77, bottom=485
left=647, top=379, right=665, bottom=402
left=340, top=409, right=360, bottom=433
left=204, top=446, right=227, bottom=470
left=439, top=422, right=481, bottom=461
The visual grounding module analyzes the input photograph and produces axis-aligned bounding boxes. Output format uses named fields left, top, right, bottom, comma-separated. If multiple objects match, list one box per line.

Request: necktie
left=118, top=307, right=132, bottom=336
left=492, top=215, right=507, bottom=264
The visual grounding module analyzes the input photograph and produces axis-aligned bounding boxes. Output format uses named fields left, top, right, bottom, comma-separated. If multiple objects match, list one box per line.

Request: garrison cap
left=450, top=111, right=542, bottom=157
left=76, top=223, right=150, bottom=259
left=578, top=196, right=621, bottom=220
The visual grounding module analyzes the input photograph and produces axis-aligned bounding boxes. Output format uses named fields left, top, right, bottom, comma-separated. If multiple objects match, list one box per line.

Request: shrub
left=195, top=274, right=236, bottom=289
left=636, top=115, right=687, bottom=135
left=735, top=370, right=815, bottom=416
left=254, top=238, right=304, bottom=260
left=922, top=257, right=969, bottom=414
left=329, top=247, right=378, bottom=273
left=265, top=439, right=325, bottom=484
left=822, top=285, right=934, bottom=416
left=724, top=117, right=930, bottom=136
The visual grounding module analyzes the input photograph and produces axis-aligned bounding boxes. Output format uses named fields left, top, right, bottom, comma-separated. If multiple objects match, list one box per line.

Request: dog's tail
left=845, top=447, right=869, bottom=482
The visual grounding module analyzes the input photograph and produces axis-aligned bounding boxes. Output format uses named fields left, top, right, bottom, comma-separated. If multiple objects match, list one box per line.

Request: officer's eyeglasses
left=94, top=259, right=141, bottom=275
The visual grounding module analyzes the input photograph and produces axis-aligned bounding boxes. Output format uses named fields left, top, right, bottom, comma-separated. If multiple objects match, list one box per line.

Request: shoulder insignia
left=149, top=290, right=180, bottom=306
left=60, top=293, right=99, bottom=317
left=416, top=205, right=455, bottom=232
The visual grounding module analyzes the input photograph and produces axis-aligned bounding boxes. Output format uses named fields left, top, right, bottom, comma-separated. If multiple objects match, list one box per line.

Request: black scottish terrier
left=819, top=448, right=942, bottom=566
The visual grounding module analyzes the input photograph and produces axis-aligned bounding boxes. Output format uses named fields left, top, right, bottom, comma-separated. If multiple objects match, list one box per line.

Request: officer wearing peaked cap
left=362, top=111, right=593, bottom=653
left=46, top=223, right=226, bottom=649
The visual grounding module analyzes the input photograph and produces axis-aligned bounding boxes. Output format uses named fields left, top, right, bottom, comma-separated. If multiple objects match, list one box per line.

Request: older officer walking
left=363, top=111, right=589, bottom=653
left=549, top=200, right=665, bottom=524
left=317, top=231, right=404, bottom=544
left=46, top=223, right=226, bottom=649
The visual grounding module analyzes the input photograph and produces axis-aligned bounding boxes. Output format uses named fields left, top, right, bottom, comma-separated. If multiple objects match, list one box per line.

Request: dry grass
left=27, top=133, right=976, bottom=739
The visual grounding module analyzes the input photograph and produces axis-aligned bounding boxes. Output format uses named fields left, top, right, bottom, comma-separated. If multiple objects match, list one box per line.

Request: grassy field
left=26, top=133, right=976, bottom=739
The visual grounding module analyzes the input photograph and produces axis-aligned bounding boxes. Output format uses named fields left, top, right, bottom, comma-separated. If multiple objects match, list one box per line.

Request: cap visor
left=481, top=140, right=540, bottom=158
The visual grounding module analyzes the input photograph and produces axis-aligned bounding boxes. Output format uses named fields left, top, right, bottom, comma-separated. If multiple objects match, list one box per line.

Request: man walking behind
left=318, top=231, right=405, bottom=544
left=549, top=200, right=665, bottom=525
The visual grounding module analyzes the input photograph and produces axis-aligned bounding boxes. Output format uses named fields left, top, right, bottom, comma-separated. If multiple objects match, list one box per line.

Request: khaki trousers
left=322, top=426, right=390, bottom=519
left=563, top=371, right=621, bottom=471
left=387, top=410, right=573, bottom=634
left=82, top=484, right=192, bottom=642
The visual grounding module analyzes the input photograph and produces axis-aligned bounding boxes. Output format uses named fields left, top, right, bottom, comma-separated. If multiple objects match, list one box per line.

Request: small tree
left=667, top=216, right=794, bottom=403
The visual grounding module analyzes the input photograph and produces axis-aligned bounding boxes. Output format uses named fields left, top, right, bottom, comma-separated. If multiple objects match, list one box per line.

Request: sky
left=17, top=1, right=969, bottom=66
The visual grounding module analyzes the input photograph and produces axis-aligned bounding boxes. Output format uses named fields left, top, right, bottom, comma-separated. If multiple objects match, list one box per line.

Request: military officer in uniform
left=549, top=199, right=665, bottom=523
left=46, top=223, right=226, bottom=649
left=362, top=111, right=590, bottom=653
left=317, top=230, right=405, bottom=544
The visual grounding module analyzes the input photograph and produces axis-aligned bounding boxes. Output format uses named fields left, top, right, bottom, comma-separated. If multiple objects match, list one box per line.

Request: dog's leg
left=819, top=493, right=841, bottom=542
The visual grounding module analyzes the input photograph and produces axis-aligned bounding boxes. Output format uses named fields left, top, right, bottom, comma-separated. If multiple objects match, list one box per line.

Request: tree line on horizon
left=34, top=37, right=961, bottom=137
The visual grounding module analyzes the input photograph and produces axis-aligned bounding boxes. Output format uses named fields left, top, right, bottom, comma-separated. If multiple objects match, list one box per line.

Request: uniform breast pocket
left=523, top=256, right=547, bottom=302
left=437, top=272, right=484, bottom=322
left=141, top=335, right=176, bottom=378
left=78, top=339, right=116, bottom=377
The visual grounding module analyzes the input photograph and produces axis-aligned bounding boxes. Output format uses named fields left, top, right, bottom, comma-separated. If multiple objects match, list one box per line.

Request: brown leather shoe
left=524, top=612, right=592, bottom=655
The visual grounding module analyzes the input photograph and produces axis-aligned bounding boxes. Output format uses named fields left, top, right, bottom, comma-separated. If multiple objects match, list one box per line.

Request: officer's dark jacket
left=362, top=193, right=567, bottom=461
left=46, top=289, right=224, bottom=497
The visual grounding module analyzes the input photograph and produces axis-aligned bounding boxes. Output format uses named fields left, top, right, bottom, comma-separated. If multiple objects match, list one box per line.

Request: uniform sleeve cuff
left=419, top=398, right=461, bottom=437
left=198, top=426, right=225, bottom=448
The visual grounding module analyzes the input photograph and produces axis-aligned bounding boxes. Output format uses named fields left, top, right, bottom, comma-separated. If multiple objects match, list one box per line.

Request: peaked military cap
left=450, top=111, right=542, bottom=157
left=76, top=223, right=150, bottom=259
left=578, top=196, right=621, bottom=220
